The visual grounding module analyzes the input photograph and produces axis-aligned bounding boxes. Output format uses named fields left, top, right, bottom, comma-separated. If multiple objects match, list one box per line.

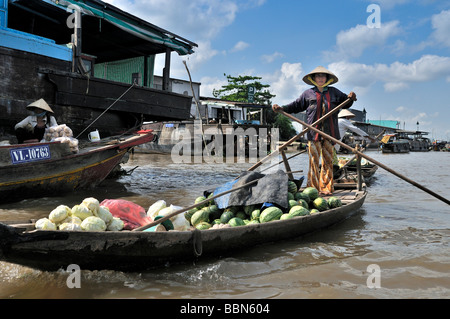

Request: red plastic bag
left=100, top=199, right=153, bottom=230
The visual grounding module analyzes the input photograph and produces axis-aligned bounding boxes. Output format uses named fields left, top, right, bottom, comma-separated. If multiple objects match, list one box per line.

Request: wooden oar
left=260, top=149, right=307, bottom=173
left=247, top=98, right=352, bottom=172
left=277, top=109, right=450, bottom=206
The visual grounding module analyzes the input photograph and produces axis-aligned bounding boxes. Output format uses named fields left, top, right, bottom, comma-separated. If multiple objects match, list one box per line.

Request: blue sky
left=104, top=0, right=450, bottom=140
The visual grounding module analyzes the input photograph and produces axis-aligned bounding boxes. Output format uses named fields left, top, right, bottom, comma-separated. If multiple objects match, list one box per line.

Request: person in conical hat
left=336, top=109, right=376, bottom=153
left=272, top=66, right=357, bottom=195
left=14, top=99, right=58, bottom=144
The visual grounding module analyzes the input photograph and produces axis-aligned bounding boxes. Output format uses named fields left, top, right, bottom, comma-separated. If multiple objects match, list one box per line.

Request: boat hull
left=0, top=189, right=366, bottom=271
left=0, top=132, right=154, bottom=202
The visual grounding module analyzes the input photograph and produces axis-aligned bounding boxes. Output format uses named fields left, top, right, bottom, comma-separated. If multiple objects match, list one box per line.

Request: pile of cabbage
left=146, top=200, right=191, bottom=231
left=35, top=197, right=124, bottom=232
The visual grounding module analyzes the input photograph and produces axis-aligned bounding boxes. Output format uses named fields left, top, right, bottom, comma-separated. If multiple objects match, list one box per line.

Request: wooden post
left=356, top=144, right=362, bottom=191
left=162, top=48, right=171, bottom=91
left=72, top=8, right=82, bottom=73
left=280, top=150, right=294, bottom=180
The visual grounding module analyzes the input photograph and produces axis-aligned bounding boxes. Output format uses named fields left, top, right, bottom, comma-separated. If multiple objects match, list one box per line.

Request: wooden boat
left=0, top=185, right=367, bottom=271
left=0, top=130, right=154, bottom=203
left=334, top=163, right=378, bottom=182
left=380, top=134, right=410, bottom=153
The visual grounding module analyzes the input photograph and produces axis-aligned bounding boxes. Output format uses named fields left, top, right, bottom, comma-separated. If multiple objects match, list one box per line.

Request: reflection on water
left=0, top=151, right=449, bottom=299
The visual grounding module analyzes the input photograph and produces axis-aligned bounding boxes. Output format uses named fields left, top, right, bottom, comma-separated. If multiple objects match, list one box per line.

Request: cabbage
left=147, top=200, right=166, bottom=218
left=71, top=204, right=93, bottom=220
left=95, top=205, right=113, bottom=224
left=107, top=217, right=124, bottom=231
left=58, top=223, right=82, bottom=231
left=49, top=205, right=71, bottom=224
left=157, top=205, right=176, bottom=220
left=35, top=218, right=57, bottom=230
left=80, top=216, right=106, bottom=231
left=70, top=216, right=82, bottom=225
left=60, top=215, right=83, bottom=226
left=171, top=214, right=190, bottom=231
left=81, top=197, right=100, bottom=215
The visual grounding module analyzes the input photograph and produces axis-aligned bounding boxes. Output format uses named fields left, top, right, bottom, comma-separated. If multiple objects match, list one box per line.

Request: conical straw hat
left=303, top=66, right=339, bottom=86
left=338, top=109, right=355, bottom=118
left=26, top=99, right=54, bottom=113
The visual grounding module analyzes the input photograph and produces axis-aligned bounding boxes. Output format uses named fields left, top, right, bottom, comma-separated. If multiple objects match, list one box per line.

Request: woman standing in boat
left=272, top=66, right=357, bottom=195
left=14, top=99, right=58, bottom=144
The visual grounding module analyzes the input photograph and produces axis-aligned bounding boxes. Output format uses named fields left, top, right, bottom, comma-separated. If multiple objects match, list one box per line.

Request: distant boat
left=380, top=134, right=410, bottom=153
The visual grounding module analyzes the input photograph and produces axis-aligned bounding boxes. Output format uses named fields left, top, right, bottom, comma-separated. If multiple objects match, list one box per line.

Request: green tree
left=273, top=114, right=297, bottom=140
left=212, top=74, right=275, bottom=105
left=212, top=74, right=296, bottom=140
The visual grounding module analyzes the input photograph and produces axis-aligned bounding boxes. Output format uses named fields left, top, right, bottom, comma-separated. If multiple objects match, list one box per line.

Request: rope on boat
left=192, top=229, right=203, bottom=257
left=75, top=82, right=136, bottom=139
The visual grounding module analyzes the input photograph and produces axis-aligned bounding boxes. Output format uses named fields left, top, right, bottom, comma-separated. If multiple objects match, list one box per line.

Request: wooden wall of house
left=0, top=46, right=71, bottom=136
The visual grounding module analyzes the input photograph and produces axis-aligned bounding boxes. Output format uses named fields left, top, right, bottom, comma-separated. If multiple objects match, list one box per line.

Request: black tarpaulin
left=208, top=170, right=291, bottom=210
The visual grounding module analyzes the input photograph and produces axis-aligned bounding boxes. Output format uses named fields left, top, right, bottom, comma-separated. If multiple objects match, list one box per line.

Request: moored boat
left=0, top=130, right=154, bottom=203
left=380, top=133, right=410, bottom=153
left=0, top=184, right=367, bottom=271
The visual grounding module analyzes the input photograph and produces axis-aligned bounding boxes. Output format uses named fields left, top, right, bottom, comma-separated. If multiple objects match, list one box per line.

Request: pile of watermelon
left=185, top=181, right=343, bottom=230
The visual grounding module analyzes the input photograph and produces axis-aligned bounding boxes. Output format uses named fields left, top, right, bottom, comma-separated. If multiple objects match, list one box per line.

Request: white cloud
left=265, top=62, right=309, bottom=105
left=261, top=52, right=284, bottom=64
left=324, top=21, right=402, bottom=60
left=230, top=41, right=250, bottom=53
left=329, top=55, right=450, bottom=92
left=431, top=10, right=450, bottom=48
left=199, top=76, right=229, bottom=97
left=103, top=0, right=238, bottom=41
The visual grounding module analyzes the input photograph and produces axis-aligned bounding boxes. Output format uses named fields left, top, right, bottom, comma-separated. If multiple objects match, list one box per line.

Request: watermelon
left=228, top=217, right=245, bottom=227
left=212, top=219, right=221, bottom=225
left=220, top=210, right=234, bottom=224
left=194, top=196, right=208, bottom=208
left=259, top=207, right=283, bottom=223
left=184, top=207, right=198, bottom=223
left=327, top=196, right=342, bottom=208
left=302, top=187, right=319, bottom=201
left=312, top=197, right=329, bottom=211
left=289, top=205, right=310, bottom=217
left=226, top=206, right=240, bottom=214
left=208, top=205, right=222, bottom=220
left=251, top=209, right=261, bottom=220
left=287, top=192, right=295, bottom=201
left=288, top=181, right=298, bottom=194
left=207, top=193, right=215, bottom=205
left=295, top=192, right=310, bottom=204
left=289, top=199, right=299, bottom=209
left=244, top=205, right=256, bottom=215
left=297, top=199, right=309, bottom=209
left=280, top=213, right=293, bottom=220
left=191, top=209, right=210, bottom=226
left=310, top=209, right=320, bottom=214
left=247, top=219, right=260, bottom=225
left=195, top=222, right=211, bottom=230
left=235, top=211, right=247, bottom=220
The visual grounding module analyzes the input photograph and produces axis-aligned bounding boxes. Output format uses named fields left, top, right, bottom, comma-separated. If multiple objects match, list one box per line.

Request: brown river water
left=0, top=150, right=449, bottom=300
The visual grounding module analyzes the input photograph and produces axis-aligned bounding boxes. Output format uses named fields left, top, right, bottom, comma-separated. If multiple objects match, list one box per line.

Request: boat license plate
left=10, top=145, right=51, bottom=164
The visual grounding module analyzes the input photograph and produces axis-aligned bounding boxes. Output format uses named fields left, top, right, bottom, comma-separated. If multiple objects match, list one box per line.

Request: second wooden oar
left=277, top=109, right=450, bottom=206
